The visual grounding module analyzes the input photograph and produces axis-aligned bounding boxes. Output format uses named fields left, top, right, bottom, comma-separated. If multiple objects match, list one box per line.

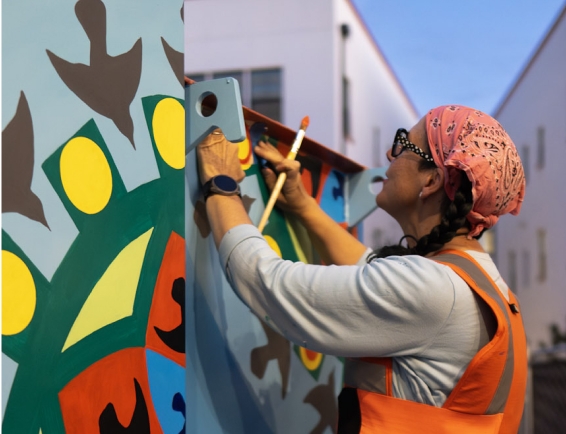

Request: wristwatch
left=202, top=175, right=241, bottom=201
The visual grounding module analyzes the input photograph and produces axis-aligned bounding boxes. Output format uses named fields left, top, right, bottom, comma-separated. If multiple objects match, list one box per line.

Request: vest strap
left=433, top=250, right=515, bottom=414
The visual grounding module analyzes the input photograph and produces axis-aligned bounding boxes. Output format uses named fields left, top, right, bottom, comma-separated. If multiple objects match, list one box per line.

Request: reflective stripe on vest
left=339, top=250, right=527, bottom=434
left=434, top=251, right=514, bottom=414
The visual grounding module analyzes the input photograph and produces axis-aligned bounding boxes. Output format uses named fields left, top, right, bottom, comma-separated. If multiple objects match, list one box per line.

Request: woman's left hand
left=196, top=129, right=246, bottom=184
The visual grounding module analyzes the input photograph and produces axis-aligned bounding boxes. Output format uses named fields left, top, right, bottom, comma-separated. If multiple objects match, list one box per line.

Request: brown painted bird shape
left=47, top=0, right=142, bottom=148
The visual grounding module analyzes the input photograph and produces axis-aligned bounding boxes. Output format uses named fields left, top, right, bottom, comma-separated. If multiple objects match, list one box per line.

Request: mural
left=185, top=105, right=365, bottom=433
left=3, top=1, right=371, bottom=432
left=2, top=1, right=184, bottom=433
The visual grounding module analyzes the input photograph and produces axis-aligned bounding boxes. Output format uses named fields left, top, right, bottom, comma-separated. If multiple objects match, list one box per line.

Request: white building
left=493, top=4, right=566, bottom=352
left=184, top=0, right=419, bottom=247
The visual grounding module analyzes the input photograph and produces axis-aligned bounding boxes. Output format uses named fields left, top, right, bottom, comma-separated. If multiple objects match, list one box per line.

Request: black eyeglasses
left=391, top=128, right=434, bottom=163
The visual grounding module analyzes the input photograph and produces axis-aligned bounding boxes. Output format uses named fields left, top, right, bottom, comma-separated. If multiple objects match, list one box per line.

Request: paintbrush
left=257, top=116, right=310, bottom=233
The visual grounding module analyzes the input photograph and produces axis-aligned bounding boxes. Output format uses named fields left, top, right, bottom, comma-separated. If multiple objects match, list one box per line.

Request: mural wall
left=185, top=104, right=366, bottom=433
left=3, top=1, right=371, bottom=432
left=2, top=1, right=185, bottom=433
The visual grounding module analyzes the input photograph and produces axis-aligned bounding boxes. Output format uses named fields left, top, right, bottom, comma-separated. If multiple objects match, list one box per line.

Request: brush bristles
left=300, top=116, right=310, bottom=130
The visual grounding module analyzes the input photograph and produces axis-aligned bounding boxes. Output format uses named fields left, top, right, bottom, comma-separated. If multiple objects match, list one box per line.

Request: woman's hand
left=197, top=129, right=246, bottom=185
left=254, top=140, right=316, bottom=217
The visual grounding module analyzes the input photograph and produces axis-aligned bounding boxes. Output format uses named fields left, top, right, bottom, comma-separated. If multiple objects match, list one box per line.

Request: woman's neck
left=427, top=234, right=485, bottom=257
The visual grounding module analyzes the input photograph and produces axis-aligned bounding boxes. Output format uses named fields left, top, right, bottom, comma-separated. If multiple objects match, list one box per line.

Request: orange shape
left=145, top=232, right=186, bottom=367
left=59, top=347, right=162, bottom=434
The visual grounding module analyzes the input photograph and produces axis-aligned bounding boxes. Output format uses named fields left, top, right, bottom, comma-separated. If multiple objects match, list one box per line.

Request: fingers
left=255, top=140, right=301, bottom=174
left=254, top=140, right=285, bottom=165
left=274, top=159, right=301, bottom=177
left=261, top=166, right=277, bottom=190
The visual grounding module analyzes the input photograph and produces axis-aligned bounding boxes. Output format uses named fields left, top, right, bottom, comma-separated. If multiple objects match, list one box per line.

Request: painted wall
left=185, top=107, right=363, bottom=433
left=2, top=1, right=185, bottom=433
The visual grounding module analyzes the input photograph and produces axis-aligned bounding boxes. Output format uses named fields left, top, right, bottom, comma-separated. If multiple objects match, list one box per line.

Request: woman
left=197, top=105, right=527, bottom=433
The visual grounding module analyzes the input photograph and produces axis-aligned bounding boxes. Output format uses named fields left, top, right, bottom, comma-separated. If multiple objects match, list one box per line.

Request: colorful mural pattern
left=189, top=123, right=354, bottom=433
left=2, top=96, right=185, bottom=433
left=2, top=1, right=184, bottom=432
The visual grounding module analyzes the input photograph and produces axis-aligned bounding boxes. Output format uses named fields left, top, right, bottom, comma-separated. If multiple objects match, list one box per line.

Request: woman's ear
left=420, top=167, right=444, bottom=199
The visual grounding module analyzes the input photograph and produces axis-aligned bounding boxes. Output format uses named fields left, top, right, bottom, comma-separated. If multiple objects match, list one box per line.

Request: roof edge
left=345, top=0, right=420, bottom=119
left=493, top=2, right=566, bottom=117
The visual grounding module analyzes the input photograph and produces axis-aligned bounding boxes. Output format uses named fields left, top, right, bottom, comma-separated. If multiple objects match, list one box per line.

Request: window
left=372, top=127, right=382, bottom=167
left=508, top=250, right=517, bottom=291
left=251, top=69, right=282, bottom=122
left=342, top=76, right=351, bottom=140
left=522, top=250, right=531, bottom=289
left=187, top=73, right=205, bottom=82
left=536, top=126, right=545, bottom=169
left=185, top=68, right=283, bottom=122
left=537, top=228, right=547, bottom=282
left=520, top=145, right=529, bottom=183
left=372, top=228, right=383, bottom=249
left=213, top=70, right=244, bottom=97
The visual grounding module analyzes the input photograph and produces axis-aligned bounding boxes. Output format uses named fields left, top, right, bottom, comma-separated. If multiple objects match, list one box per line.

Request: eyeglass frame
left=391, top=128, right=435, bottom=163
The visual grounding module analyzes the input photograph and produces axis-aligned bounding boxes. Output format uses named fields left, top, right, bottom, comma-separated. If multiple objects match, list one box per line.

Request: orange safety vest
left=338, top=250, right=527, bottom=434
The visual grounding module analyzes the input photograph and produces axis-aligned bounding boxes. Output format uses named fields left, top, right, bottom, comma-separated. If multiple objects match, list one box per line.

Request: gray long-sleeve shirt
left=218, top=224, right=509, bottom=407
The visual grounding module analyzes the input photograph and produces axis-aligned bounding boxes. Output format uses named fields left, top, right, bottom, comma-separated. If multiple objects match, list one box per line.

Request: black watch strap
left=202, top=175, right=241, bottom=201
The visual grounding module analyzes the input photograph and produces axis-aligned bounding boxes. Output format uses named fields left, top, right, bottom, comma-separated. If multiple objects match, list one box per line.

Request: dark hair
left=367, top=159, right=476, bottom=261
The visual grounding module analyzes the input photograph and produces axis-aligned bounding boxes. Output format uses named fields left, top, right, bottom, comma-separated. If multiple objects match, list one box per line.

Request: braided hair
left=367, top=159, right=476, bottom=261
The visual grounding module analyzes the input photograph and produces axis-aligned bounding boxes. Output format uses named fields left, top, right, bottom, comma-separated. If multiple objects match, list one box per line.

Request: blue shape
left=145, top=349, right=185, bottom=434
left=319, top=169, right=345, bottom=222
left=172, top=393, right=186, bottom=434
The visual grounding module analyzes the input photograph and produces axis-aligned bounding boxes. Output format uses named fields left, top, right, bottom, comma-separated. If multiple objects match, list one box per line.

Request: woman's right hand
left=254, top=140, right=316, bottom=218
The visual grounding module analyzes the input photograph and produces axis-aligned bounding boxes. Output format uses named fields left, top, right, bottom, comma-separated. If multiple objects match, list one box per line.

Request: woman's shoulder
left=363, top=254, right=460, bottom=309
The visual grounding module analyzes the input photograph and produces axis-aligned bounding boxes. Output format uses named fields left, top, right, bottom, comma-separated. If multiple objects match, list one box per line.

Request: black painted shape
left=154, top=277, right=186, bottom=353
left=98, top=378, right=150, bottom=434
left=46, top=0, right=142, bottom=148
left=331, top=171, right=345, bottom=201
left=250, top=123, right=277, bottom=173
left=296, top=154, right=323, bottom=199
left=172, top=392, right=186, bottom=434
left=2, top=91, right=49, bottom=228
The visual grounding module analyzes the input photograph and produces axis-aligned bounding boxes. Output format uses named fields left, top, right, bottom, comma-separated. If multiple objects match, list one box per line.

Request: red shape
left=59, top=347, right=162, bottom=434
left=146, top=231, right=186, bottom=366
left=304, top=349, right=319, bottom=362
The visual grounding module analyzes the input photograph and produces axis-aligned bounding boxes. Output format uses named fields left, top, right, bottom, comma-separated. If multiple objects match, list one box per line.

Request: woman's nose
left=386, top=148, right=394, bottom=162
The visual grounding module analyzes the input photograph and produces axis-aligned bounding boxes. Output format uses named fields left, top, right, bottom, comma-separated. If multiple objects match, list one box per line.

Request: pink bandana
left=425, top=105, right=525, bottom=237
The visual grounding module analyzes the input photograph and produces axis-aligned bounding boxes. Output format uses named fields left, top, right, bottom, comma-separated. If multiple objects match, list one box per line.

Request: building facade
left=494, top=4, right=566, bottom=354
left=494, top=7, right=566, bottom=432
left=184, top=0, right=419, bottom=247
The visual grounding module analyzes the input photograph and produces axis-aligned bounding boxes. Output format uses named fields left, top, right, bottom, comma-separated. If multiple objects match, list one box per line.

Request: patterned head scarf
left=425, top=105, right=526, bottom=238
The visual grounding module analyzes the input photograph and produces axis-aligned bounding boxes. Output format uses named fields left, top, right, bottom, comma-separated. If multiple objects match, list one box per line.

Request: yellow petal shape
left=152, top=98, right=185, bottom=169
left=263, top=235, right=282, bottom=258
left=60, top=137, right=113, bottom=214
left=285, top=219, right=308, bottom=263
left=2, top=250, right=36, bottom=335
left=299, top=347, right=323, bottom=371
left=62, top=228, right=154, bottom=352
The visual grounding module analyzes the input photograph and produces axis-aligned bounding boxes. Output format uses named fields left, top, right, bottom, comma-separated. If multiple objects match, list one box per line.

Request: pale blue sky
left=351, top=0, right=565, bottom=116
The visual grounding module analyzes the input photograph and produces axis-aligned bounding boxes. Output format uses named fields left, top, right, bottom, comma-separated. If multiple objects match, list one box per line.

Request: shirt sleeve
left=218, top=224, right=456, bottom=358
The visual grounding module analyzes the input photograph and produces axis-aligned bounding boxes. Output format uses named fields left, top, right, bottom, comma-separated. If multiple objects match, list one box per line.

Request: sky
left=351, top=0, right=565, bottom=117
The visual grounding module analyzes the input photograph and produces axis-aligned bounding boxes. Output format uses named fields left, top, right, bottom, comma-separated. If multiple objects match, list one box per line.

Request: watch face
left=213, top=175, right=238, bottom=193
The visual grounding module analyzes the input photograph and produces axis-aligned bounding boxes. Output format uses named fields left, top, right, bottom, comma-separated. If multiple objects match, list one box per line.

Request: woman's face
left=376, top=117, right=433, bottom=221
